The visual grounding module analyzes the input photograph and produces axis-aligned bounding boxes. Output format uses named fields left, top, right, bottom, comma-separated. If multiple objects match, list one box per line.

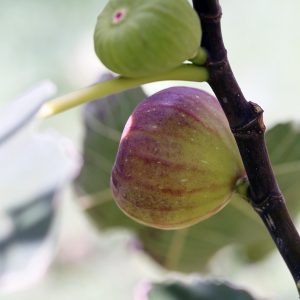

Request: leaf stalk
left=38, top=64, right=208, bottom=118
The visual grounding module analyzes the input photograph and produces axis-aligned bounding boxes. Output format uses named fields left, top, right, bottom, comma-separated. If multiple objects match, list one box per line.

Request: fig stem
left=189, top=47, right=208, bottom=66
left=193, top=0, right=300, bottom=294
left=234, top=177, right=250, bottom=202
left=38, top=64, right=208, bottom=119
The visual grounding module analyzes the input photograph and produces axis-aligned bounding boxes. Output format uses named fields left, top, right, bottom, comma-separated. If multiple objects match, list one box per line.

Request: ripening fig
left=94, top=0, right=201, bottom=78
left=111, top=87, right=245, bottom=230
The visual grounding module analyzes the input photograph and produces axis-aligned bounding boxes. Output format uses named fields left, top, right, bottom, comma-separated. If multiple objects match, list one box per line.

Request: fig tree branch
left=192, top=0, right=300, bottom=294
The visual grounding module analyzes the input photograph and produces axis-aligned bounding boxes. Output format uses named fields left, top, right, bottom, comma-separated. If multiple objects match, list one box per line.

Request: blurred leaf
left=266, top=122, right=300, bottom=212
left=75, top=73, right=147, bottom=197
left=147, top=280, right=258, bottom=300
left=0, top=81, right=56, bottom=145
left=75, top=80, right=300, bottom=272
left=0, top=190, right=59, bottom=292
left=0, top=82, right=80, bottom=292
left=84, top=194, right=268, bottom=272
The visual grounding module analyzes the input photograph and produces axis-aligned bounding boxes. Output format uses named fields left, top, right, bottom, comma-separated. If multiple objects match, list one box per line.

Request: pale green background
left=0, top=1, right=300, bottom=299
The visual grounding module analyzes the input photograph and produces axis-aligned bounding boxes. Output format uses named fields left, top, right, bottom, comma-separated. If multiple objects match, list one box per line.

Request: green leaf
left=147, top=280, right=257, bottom=300
left=75, top=80, right=300, bottom=272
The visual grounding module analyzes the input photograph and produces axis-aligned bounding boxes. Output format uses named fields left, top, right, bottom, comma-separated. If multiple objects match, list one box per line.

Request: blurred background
left=0, top=0, right=300, bottom=299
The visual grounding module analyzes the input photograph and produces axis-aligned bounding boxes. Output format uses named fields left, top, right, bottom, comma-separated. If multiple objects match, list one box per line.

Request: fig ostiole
left=94, top=0, right=202, bottom=78
left=111, top=87, right=246, bottom=230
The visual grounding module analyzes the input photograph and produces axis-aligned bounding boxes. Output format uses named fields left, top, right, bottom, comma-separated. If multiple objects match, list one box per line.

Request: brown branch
left=193, top=0, right=300, bottom=294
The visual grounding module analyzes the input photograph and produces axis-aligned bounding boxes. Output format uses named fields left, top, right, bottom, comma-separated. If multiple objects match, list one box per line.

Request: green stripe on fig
left=94, top=0, right=202, bottom=78
left=111, top=87, right=245, bottom=229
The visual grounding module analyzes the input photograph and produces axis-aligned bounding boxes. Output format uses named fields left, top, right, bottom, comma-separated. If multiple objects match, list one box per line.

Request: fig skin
left=94, top=0, right=201, bottom=78
left=111, top=87, right=245, bottom=230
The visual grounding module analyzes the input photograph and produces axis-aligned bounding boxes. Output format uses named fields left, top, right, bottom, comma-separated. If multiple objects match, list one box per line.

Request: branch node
left=231, top=102, right=265, bottom=138
left=206, top=55, right=228, bottom=72
left=252, top=193, right=285, bottom=214
left=198, top=10, right=222, bottom=24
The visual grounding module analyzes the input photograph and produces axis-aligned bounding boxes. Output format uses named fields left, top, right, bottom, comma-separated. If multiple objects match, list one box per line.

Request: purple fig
left=111, top=87, right=245, bottom=229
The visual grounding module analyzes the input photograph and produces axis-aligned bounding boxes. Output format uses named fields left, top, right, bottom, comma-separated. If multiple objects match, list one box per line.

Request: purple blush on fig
left=111, top=87, right=245, bottom=230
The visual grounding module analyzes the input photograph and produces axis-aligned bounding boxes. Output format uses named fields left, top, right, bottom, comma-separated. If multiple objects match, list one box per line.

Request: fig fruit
left=111, top=87, right=245, bottom=229
left=94, top=0, right=201, bottom=78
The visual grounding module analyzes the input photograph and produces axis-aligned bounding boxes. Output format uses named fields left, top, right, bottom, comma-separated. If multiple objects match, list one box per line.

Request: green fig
left=111, top=87, right=245, bottom=230
left=94, top=0, right=201, bottom=78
